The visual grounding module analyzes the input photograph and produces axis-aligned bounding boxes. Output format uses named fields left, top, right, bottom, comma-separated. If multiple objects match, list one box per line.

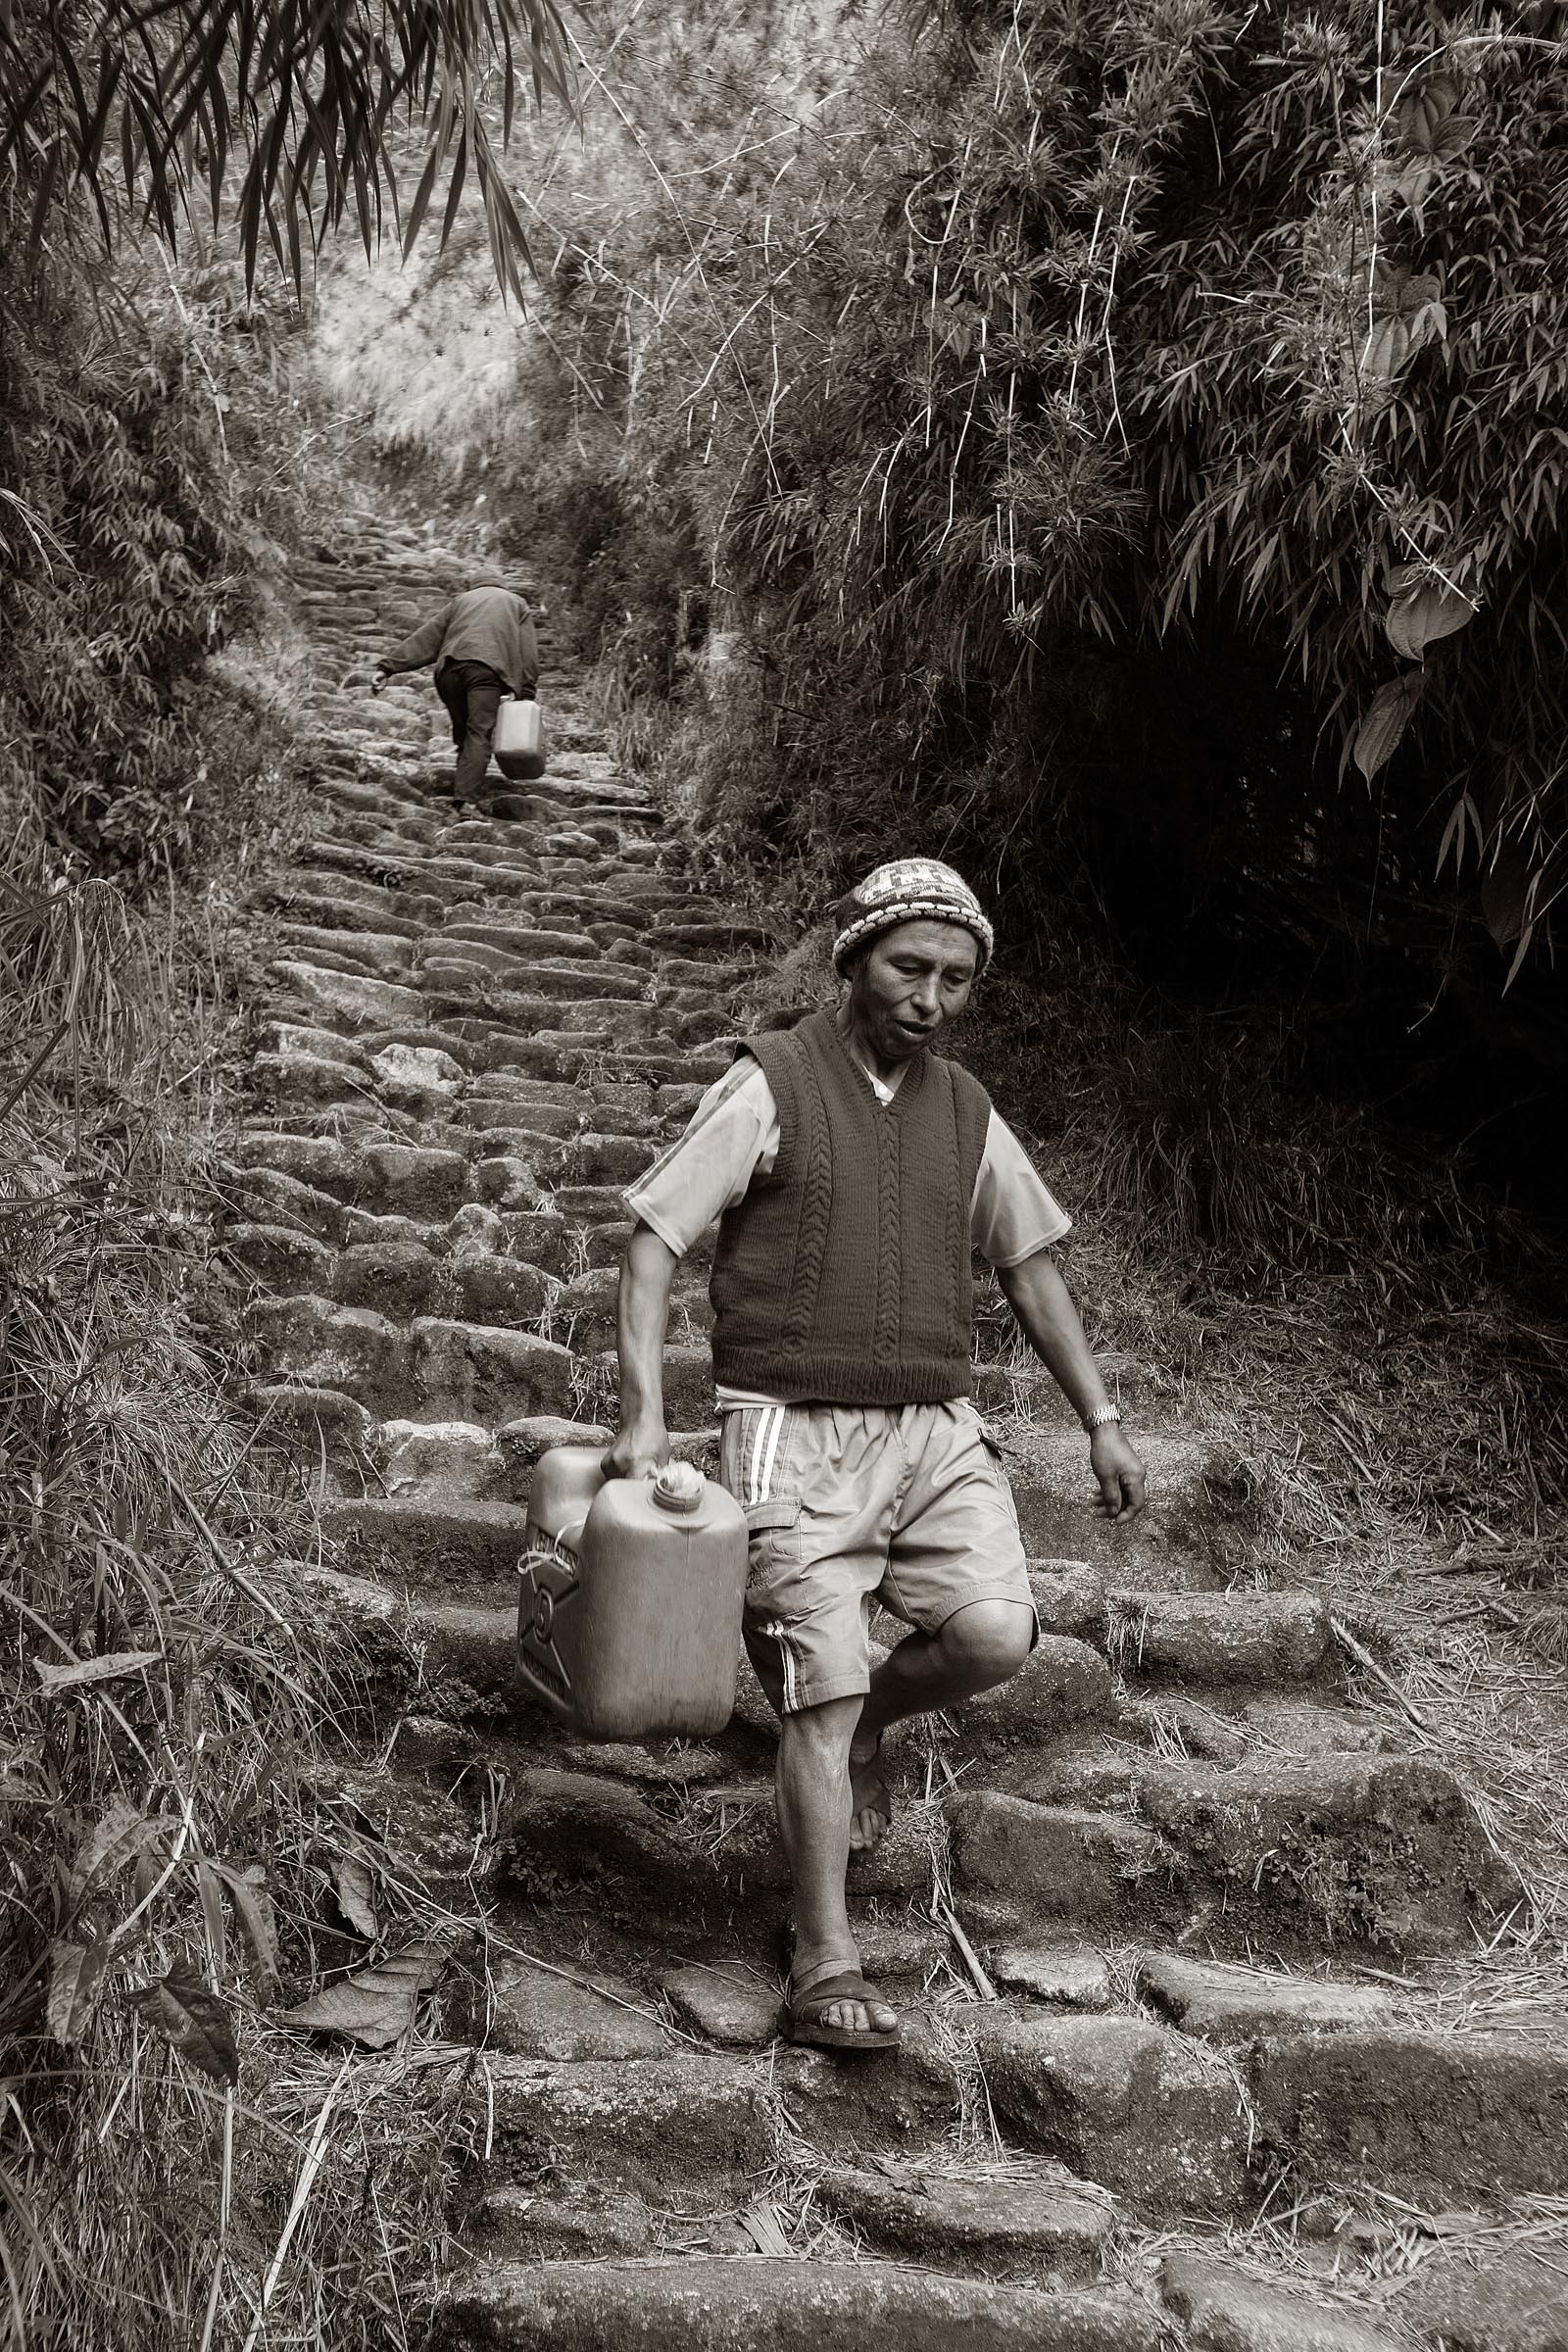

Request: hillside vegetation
left=0, top=6, right=573, bottom=2340
left=315, top=0, right=1568, bottom=1219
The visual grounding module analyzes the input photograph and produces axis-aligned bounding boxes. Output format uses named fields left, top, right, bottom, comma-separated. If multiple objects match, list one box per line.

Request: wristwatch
left=1082, top=1403, right=1121, bottom=1434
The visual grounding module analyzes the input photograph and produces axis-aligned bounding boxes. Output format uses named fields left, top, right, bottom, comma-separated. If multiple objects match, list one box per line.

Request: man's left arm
left=996, top=1250, right=1147, bottom=1520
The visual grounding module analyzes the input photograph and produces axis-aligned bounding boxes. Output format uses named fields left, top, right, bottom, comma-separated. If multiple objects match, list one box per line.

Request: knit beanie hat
left=831, top=858, right=995, bottom=974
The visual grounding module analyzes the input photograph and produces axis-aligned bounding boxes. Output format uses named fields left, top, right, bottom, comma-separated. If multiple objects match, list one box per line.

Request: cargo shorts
left=717, top=1398, right=1038, bottom=1716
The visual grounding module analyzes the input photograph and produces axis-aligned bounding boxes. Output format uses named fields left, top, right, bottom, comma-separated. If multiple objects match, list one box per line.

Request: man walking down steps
left=604, top=858, right=1147, bottom=2052
left=371, top=569, right=539, bottom=810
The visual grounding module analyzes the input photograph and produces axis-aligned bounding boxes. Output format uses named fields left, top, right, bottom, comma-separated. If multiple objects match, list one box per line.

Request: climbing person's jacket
left=379, top=582, right=539, bottom=697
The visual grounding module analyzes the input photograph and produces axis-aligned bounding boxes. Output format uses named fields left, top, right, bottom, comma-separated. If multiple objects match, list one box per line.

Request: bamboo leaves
left=0, top=0, right=575, bottom=294
left=1361, top=265, right=1447, bottom=386
left=33, top=1648, right=162, bottom=1694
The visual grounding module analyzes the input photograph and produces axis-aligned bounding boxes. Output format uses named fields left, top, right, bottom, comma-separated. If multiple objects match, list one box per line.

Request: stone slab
left=948, top=1789, right=1179, bottom=1926
left=435, top=2258, right=1166, bottom=2351
left=1160, top=2255, right=1405, bottom=2350
left=991, top=1944, right=1112, bottom=2010
left=1109, top=1590, right=1331, bottom=1683
left=972, top=2010, right=1250, bottom=2214
left=661, top=1961, right=782, bottom=2048
left=475, top=2188, right=654, bottom=2260
left=1249, top=2027, right=1568, bottom=2198
left=1134, top=1754, right=1520, bottom=1949
left=1139, top=1953, right=1392, bottom=2037
left=485, top=2055, right=773, bottom=2203
left=1396, top=2247, right=1568, bottom=2351
left=957, top=1635, right=1112, bottom=1740
left=816, top=2158, right=1117, bottom=2283
left=488, top=1955, right=668, bottom=2060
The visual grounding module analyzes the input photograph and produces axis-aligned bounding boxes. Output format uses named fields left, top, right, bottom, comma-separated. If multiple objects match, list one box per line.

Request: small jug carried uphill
left=493, top=693, right=546, bottom=781
left=517, top=1448, right=747, bottom=1740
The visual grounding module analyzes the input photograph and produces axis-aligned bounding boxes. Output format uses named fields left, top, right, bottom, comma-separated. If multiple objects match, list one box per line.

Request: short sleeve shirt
left=625, top=1057, right=1071, bottom=1268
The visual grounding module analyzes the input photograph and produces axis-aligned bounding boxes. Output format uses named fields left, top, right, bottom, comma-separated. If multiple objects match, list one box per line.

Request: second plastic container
left=493, top=693, right=546, bottom=780
left=516, top=1447, right=747, bottom=1740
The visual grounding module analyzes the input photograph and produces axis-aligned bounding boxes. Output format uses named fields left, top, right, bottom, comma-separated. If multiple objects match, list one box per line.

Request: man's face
left=847, top=919, right=980, bottom=1061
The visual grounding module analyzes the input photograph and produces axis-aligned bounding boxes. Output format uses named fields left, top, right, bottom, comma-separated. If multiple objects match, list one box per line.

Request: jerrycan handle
left=650, top=1459, right=704, bottom=1516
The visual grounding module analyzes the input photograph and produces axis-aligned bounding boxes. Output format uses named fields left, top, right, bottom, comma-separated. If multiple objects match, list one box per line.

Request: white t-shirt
left=622, top=1054, right=1072, bottom=1409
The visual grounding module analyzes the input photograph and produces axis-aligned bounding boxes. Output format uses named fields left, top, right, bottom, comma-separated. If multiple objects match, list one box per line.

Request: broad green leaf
left=1386, top=583, right=1476, bottom=662
left=47, top=1939, right=111, bottom=2047
left=1353, top=677, right=1421, bottom=781
left=1363, top=266, right=1446, bottom=382
left=128, top=1968, right=240, bottom=2086
left=279, top=1937, right=451, bottom=2048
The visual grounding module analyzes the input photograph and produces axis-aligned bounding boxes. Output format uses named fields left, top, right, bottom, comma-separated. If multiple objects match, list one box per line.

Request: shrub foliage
left=504, top=0, right=1568, bottom=1018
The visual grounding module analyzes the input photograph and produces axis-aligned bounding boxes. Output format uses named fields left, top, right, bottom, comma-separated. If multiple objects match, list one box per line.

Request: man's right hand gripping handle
left=602, top=1223, right=680, bottom=1482
left=601, top=1419, right=671, bottom=1482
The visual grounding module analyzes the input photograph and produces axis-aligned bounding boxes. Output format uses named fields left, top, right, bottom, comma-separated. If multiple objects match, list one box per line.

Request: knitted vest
left=710, top=1007, right=992, bottom=1404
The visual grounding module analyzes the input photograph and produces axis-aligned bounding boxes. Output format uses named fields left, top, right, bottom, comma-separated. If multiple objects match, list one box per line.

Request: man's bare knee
left=940, top=1598, right=1034, bottom=1690
left=779, top=1693, right=862, bottom=1761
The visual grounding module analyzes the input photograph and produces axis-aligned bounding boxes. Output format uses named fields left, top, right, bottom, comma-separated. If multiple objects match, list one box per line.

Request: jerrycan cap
left=651, top=1459, right=705, bottom=1515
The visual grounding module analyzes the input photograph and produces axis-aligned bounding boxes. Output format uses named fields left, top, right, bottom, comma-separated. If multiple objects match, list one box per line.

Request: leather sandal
left=787, top=1970, right=900, bottom=2051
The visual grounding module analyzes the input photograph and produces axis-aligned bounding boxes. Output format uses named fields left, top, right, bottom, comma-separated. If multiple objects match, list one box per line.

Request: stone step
left=269, top=930, right=391, bottom=982
left=972, top=2007, right=1250, bottom=2214
left=1247, top=2021, right=1568, bottom=2199
left=303, top=841, right=480, bottom=906
left=484, top=2052, right=775, bottom=2205
left=811, top=2155, right=1118, bottom=2284
left=248, top=1296, right=412, bottom=1416
left=270, top=957, right=431, bottom=1032
left=949, top=1750, right=1518, bottom=1950
left=232, top=1133, right=471, bottom=1218
left=322, top=1494, right=533, bottom=1592
left=1001, top=1430, right=1223, bottom=1589
left=1106, top=1589, right=1332, bottom=1681
left=1159, top=2257, right=1404, bottom=2351
left=432, top=2259, right=1163, bottom=2351
left=441, top=918, right=602, bottom=961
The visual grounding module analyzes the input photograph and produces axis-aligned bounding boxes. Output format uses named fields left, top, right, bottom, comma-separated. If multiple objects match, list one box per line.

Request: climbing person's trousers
left=434, top=658, right=507, bottom=801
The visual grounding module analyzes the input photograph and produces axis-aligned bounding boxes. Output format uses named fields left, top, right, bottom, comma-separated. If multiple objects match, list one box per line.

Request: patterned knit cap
left=831, top=858, right=994, bottom=974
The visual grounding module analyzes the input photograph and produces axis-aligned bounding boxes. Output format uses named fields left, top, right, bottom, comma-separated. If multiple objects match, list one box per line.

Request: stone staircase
left=229, top=516, right=1568, bottom=2351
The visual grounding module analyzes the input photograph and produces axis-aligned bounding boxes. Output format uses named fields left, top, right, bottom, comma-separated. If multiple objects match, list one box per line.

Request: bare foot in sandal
left=848, top=1740, right=893, bottom=1852
left=790, top=1955, right=900, bottom=2047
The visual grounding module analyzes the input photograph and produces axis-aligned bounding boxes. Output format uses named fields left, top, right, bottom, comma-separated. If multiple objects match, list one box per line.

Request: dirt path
left=228, top=516, right=1568, bottom=2349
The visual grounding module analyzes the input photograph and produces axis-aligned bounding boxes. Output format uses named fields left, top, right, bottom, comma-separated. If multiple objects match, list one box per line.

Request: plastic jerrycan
left=493, top=694, right=546, bottom=780
left=516, top=1447, right=747, bottom=1739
